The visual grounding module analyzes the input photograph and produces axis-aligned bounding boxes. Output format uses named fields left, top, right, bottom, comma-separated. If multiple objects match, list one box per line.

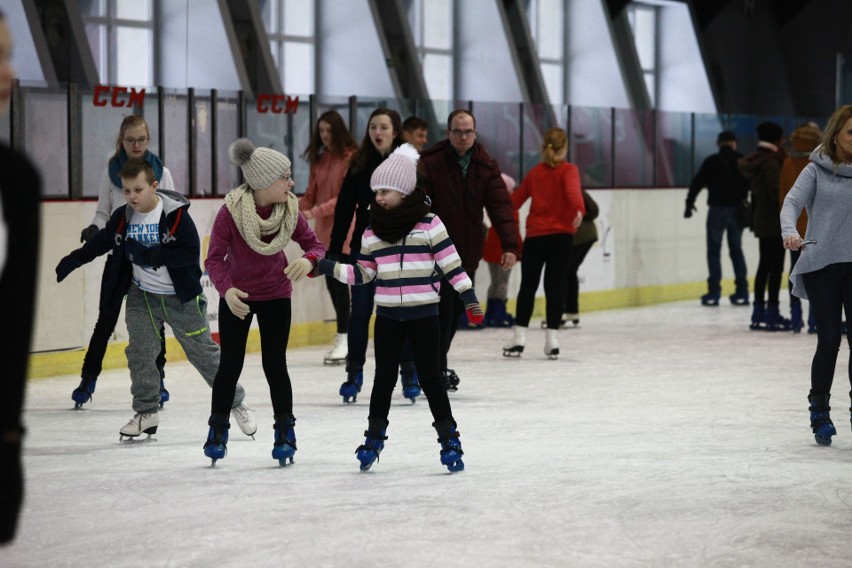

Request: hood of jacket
left=810, top=145, right=852, bottom=178
left=738, top=148, right=782, bottom=179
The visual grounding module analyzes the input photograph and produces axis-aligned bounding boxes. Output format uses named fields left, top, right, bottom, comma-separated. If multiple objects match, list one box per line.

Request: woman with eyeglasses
left=71, top=115, right=174, bottom=409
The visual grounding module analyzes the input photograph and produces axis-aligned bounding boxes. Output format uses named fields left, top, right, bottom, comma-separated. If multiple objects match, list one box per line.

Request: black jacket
left=686, top=146, right=750, bottom=208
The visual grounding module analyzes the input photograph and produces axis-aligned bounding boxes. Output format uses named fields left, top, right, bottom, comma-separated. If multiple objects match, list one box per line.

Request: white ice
left=4, top=300, right=852, bottom=567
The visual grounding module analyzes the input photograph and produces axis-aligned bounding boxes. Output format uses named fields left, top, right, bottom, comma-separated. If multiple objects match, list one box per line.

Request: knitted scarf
left=369, top=188, right=431, bottom=243
left=108, top=148, right=165, bottom=187
left=224, top=185, right=299, bottom=255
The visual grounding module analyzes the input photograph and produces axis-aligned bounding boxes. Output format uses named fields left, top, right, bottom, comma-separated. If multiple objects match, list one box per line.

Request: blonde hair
left=541, top=128, right=568, bottom=167
left=820, top=105, right=852, bottom=165
left=113, top=115, right=150, bottom=159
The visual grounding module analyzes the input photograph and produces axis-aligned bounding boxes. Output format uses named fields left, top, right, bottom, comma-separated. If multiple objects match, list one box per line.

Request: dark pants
left=706, top=206, right=748, bottom=295
left=515, top=233, right=573, bottom=329
left=754, top=236, right=785, bottom=304
left=347, top=280, right=414, bottom=371
left=325, top=275, right=350, bottom=334
left=801, top=263, right=852, bottom=396
left=211, top=298, right=292, bottom=417
left=370, top=315, right=452, bottom=424
left=82, top=255, right=165, bottom=381
left=438, top=278, right=466, bottom=371
left=563, top=240, right=594, bottom=315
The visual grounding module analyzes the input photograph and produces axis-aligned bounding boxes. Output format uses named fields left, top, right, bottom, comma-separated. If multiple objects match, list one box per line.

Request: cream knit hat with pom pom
left=228, top=138, right=291, bottom=190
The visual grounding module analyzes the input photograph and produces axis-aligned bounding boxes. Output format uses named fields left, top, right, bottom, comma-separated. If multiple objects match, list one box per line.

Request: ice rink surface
left=4, top=300, right=852, bottom=567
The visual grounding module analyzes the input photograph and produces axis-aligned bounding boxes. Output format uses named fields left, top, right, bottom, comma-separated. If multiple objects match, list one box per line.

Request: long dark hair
left=302, top=110, right=356, bottom=164
left=350, top=108, right=403, bottom=175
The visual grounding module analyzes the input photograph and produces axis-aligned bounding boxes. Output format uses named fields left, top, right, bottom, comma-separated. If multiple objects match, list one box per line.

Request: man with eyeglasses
left=420, top=109, right=519, bottom=391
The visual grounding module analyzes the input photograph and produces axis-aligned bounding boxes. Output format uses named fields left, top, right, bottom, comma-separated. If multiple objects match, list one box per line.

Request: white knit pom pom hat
left=370, top=143, right=419, bottom=196
left=228, top=138, right=291, bottom=190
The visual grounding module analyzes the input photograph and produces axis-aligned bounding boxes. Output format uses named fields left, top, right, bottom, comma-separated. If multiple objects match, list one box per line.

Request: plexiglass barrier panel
left=613, top=108, right=654, bottom=187
left=570, top=106, right=613, bottom=188
left=23, top=88, right=68, bottom=198
left=161, top=90, right=189, bottom=194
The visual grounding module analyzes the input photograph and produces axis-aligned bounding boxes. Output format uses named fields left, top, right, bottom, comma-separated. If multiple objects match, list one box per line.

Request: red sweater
left=512, top=161, right=585, bottom=238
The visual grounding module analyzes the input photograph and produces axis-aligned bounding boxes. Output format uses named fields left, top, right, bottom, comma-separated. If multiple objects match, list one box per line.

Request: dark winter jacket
left=686, top=146, right=750, bottom=208
left=64, top=190, right=204, bottom=306
left=574, top=189, right=600, bottom=247
left=0, top=143, right=41, bottom=433
left=328, top=154, right=387, bottom=260
left=738, top=147, right=785, bottom=238
left=419, top=140, right=518, bottom=274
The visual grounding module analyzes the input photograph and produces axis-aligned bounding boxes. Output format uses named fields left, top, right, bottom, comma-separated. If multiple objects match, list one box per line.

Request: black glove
left=125, top=238, right=162, bottom=268
left=325, top=250, right=339, bottom=262
left=684, top=201, right=697, bottom=219
left=0, top=439, right=23, bottom=544
left=80, top=224, right=98, bottom=243
left=55, top=255, right=82, bottom=282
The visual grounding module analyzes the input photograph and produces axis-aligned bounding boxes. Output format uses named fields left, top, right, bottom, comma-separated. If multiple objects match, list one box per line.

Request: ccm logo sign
left=92, top=85, right=146, bottom=108
left=256, top=94, right=299, bottom=114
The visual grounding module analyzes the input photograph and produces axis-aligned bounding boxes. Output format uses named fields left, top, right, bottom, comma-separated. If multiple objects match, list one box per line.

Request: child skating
left=202, top=139, right=325, bottom=466
left=315, top=143, right=483, bottom=472
left=55, top=158, right=257, bottom=441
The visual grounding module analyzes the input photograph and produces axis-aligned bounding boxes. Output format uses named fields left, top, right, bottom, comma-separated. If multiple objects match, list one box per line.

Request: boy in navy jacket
left=56, top=159, right=256, bottom=440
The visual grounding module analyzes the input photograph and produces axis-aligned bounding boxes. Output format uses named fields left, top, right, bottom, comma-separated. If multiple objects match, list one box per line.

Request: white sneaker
left=231, top=403, right=257, bottom=437
left=119, top=412, right=159, bottom=440
left=324, top=333, right=348, bottom=365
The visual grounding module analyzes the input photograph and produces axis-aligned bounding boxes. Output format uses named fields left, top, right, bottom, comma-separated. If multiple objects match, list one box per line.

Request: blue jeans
left=706, top=206, right=748, bottom=295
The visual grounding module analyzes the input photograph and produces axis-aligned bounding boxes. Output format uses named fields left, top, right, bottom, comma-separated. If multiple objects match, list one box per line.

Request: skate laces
left=232, top=403, right=253, bottom=422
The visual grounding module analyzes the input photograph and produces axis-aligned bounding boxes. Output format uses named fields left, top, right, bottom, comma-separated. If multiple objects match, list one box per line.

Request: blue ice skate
left=339, top=368, right=363, bottom=403
left=272, top=415, right=297, bottom=466
left=809, top=393, right=836, bottom=446
left=158, top=373, right=170, bottom=409
left=400, top=363, right=421, bottom=404
left=434, top=418, right=464, bottom=473
left=749, top=300, right=766, bottom=330
left=729, top=291, right=750, bottom=306
left=790, top=302, right=804, bottom=334
left=356, top=419, right=388, bottom=471
left=71, top=377, right=97, bottom=409
left=203, top=414, right=230, bottom=466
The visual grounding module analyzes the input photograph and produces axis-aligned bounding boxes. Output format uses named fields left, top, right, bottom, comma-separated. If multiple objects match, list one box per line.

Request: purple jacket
left=206, top=204, right=325, bottom=302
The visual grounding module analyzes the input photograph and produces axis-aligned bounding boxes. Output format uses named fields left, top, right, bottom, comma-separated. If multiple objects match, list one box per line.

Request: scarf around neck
left=369, top=188, right=432, bottom=244
left=108, top=148, right=165, bottom=188
left=224, top=185, right=299, bottom=255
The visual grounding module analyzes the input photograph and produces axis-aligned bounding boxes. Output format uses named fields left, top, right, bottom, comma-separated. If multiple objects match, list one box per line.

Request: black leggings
left=754, top=237, right=785, bottom=304
left=515, top=233, right=573, bottom=329
left=370, top=315, right=452, bottom=425
left=211, top=298, right=292, bottom=416
left=563, top=240, right=594, bottom=315
left=325, top=275, right=350, bottom=334
left=802, top=263, right=852, bottom=396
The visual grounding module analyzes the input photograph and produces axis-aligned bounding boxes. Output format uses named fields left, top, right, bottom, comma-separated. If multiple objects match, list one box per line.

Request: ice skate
left=484, top=299, right=514, bottom=328
left=433, top=418, right=464, bottom=473
left=544, top=329, right=560, bottom=360
left=323, top=333, right=347, bottom=366
left=356, top=418, right=388, bottom=471
left=561, top=313, right=580, bottom=328
left=272, top=414, right=297, bottom=466
left=231, top=403, right=257, bottom=438
left=764, top=303, right=792, bottom=332
left=400, top=362, right=421, bottom=404
left=749, top=300, right=766, bottom=330
left=700, top=292, right=720, bottom=306
left=158, top=373, right=169, bottom=409
left=808, top=392, right=836, bottom=446
left=790, top=301, right=804, bottom=334
left=441, top=368, right=460, bottom=392
left=339, top=367, right=363, bottom=403
left=119, top=412, right=159, bottom=442
left=729, top=291, right=750, bottom=306
left=203, top=414, right=230, bottom=466
left=71, top=377, right=97, bottom=409
left=502, top=326, right=527, bottom=357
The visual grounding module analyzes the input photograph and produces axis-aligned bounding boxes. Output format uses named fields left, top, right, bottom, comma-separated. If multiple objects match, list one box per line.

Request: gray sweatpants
left=125, top=284, right=245, bottom=414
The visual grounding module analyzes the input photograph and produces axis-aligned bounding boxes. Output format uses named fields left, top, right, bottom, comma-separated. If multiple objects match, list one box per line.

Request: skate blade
left=323, top=358, right=346, bottom=366
left=119, top=434, right=157, bottom=444
left=546, top=349, right=560, bottom=360
left=277, top=456, right=295, bottom=467
left=502, top=348, right=523, bottom=358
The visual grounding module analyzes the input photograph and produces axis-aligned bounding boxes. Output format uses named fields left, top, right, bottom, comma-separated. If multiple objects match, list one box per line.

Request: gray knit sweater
left=780, top=147, right=852, bottom=300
